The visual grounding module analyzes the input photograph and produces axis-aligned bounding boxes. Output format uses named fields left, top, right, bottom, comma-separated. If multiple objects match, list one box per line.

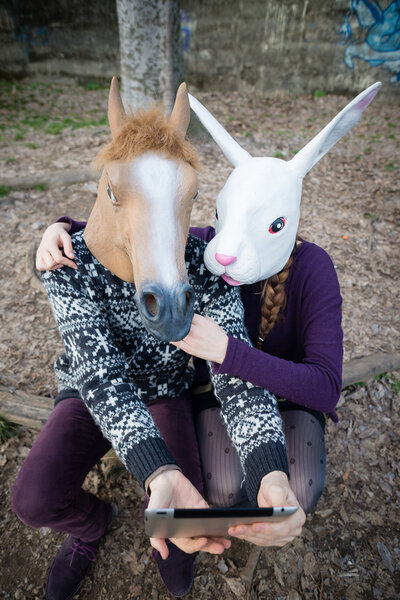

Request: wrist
left=148, top=465, right=182, bottom=494
left=217, top=333, right=229, bottom=364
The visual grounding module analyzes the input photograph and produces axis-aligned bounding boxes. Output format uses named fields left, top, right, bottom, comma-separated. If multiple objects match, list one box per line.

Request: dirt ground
left=0, top=78, right=399, bottom=599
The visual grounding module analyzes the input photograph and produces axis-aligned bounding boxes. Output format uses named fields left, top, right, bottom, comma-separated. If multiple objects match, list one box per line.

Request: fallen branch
left=240, top=546, right=262, bottom=599
left=342, top=352, right=400, bottom=388
left=0, top=384, right=53, bottom=430
left=1, top=352, right=399, bottom=431
left=0, top=168, right=94, bottom=192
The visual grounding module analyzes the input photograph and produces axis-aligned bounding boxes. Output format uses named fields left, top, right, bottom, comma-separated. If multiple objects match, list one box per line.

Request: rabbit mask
left=189, top=82, right=381, bottom=285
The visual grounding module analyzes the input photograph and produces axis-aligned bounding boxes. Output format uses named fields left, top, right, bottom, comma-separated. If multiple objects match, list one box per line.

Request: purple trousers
left=12, top=395, right=204, bottom=542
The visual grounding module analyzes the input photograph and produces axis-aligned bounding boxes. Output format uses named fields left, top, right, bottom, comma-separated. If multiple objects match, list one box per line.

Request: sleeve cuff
left=124, top=437, right=179, bottom=491
left=213, top=334, right=242, bottom=375
left=56, top=216, right=73, bottom=232
left=56, top=217, right=87, bottom=236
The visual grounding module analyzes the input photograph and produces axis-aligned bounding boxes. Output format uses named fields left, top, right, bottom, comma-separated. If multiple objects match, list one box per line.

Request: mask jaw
left=188, top=94, right=251, bottom=167
left=288, top=82, right=381, bottom=178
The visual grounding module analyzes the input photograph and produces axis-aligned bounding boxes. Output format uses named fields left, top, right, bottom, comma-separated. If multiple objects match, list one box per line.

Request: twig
left=240, top=546, right=262, bottom=599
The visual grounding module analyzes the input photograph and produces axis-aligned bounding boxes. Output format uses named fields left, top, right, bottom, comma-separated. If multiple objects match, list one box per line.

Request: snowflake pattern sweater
left=42, top=231, right=289, bottom=504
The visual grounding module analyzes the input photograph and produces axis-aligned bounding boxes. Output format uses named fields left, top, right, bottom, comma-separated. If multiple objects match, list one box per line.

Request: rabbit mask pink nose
left=215, top=253, right=237, bottom=266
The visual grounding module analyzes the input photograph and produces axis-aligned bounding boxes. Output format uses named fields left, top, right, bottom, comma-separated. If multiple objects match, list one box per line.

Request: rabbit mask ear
left=188, top=93, right=251, bottom=166
left=289, top=82, right=381, bottom=178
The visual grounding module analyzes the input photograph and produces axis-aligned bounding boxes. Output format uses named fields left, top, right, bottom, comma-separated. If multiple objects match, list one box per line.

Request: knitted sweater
left=62, top=219, right=343, bottom=421
left=42, top=230, right=289, bottom=504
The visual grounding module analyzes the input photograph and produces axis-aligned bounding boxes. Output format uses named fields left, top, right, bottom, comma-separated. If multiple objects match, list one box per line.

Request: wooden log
left=342, top=352, right=400, bottom=388
left=1, top=352, right=399, bottom=431
left=0, top=384, right=53, bottom=430
left=0, top=168, right=94, bottom=192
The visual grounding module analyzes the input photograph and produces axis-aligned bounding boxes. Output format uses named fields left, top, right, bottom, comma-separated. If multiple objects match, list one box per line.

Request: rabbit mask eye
left=269, top=217, right=286, bottom=234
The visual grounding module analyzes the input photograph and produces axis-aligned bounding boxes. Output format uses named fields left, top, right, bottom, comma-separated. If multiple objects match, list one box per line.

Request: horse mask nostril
left=145, top=293, right=159, bottom=317
left=185, top=292, right=191, bottom=312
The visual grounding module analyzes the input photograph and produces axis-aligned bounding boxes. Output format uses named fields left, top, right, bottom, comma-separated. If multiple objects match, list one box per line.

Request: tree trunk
left=116, top=0, right=183, bottom=112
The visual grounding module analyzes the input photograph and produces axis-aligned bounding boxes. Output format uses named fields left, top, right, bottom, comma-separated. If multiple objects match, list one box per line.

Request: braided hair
left=256, top=238, right=300, bottom=349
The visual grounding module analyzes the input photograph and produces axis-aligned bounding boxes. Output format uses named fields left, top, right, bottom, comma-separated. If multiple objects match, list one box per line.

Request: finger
left=36, top=247, right=48, bottom=270
left=198, top=539, right=230, bottom=554
left=171, top=340, right=192, bottom=355
left=58, top=256, right=78, bottom=269
left=49, top=251, right=77, bottom=270
left=170, top=536, right=208, bottom=555
left=41, top=251, right=59, bottom=271
left=175, top=537, right=229, bottom=555
left=36, top=255, right=45, bottom=271
left=150, top=537, right=169, bottom=560
left=229, top=520, right=292, bottom=540
left=171, top=340, right=184, bottom=350
left=235, top=534, right=295, bottom=547
left=60, top=231, right=75, bottom=259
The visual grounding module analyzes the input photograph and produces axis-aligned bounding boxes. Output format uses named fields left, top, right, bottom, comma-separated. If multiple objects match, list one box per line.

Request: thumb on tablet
left=258, top=471, right=293, bottom=508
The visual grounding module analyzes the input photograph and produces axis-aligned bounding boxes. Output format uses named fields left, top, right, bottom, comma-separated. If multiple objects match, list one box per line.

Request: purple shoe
left=45, top=503, right=117, bottom=600
left=153, top=541, right=195, bottom=597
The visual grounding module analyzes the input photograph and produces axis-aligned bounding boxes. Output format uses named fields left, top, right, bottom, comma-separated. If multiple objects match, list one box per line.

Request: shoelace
left=69, top=539, right=97, bottom=567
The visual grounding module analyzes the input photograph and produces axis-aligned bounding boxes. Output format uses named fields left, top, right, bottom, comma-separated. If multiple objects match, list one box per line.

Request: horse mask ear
left=108, top=77, right=127, bottom=139
left=289, top=82, right=381, bottom=178
left=169, top=83, right=191, bottom=137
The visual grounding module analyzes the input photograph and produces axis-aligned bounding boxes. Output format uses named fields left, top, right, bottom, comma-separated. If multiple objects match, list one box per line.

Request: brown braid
left=256, top=238, right=300, bottom=349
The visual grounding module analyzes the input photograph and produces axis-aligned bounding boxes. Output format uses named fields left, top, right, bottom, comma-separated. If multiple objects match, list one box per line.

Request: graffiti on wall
left=180, top=10, right=195, bottom=52
left=340, top=0, right=400, bottom=83
left=4, top=8, right=50, bottom=57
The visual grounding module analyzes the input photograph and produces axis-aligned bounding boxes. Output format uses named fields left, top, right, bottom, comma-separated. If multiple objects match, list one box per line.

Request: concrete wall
left=0, top=0, right=398, bottom=99
left=0, top=0, right=119, bottom=80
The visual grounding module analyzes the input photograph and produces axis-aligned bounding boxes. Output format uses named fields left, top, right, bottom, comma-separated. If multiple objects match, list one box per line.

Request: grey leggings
left=196, top=407, right=326, bottom=515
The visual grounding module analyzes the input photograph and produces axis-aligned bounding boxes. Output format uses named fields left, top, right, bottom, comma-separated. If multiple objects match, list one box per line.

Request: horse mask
left=189, top=82, right=381, bottom=285
left=85, top=78, right=199, bottom=342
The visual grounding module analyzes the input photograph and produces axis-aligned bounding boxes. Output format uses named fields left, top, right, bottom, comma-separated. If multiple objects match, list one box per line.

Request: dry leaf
left=222, top=577, right=246, bottom=597
left=303, top=552, right=317, bottom=577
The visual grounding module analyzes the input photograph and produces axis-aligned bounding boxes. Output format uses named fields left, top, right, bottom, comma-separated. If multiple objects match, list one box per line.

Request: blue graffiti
left=339, top=15, right=353, bottom=43
left=6, top=8, right=50, bottom=57
left=180, top=10, right=192, bottom=52
left=341, top=0, right=400, bottom=83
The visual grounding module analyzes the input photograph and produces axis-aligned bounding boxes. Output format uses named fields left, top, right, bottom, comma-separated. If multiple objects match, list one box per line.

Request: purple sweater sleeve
left=56, top=217, right=87, bottom=235
left=189, top=225, right=216, bottom=243
left=214, top=244, right=343, bottom=422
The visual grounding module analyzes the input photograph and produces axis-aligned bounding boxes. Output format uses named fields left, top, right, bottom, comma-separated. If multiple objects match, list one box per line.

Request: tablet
left=144, top=506, right=298, bottom=538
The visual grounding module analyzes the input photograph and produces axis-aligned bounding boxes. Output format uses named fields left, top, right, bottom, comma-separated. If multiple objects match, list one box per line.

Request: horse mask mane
left=188, top=82, right=381, bottom=285
left=84, top=78, right=199, bottom=342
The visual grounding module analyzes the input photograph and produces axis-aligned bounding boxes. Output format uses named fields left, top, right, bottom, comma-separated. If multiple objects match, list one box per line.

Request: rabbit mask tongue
left=189, top=82, right=381, bottom=284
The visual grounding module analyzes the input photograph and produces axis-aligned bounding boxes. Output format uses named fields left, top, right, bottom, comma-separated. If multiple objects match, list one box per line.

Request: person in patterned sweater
left=28, top=81, right=380, bottom=599
left=12, top=228, right=304, bottom=599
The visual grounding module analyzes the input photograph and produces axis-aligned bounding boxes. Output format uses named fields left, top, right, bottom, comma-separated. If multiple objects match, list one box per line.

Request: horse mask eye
left=107, top=184, right=118, bottom=205
left=269, top=217, right=286, bottom=234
